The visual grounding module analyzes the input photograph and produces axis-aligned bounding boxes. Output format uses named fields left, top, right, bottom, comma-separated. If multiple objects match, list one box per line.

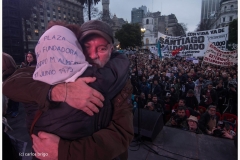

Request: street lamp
left=141, top=28, right=146, bottom=49
left=141, top=28, right=146, bottom=33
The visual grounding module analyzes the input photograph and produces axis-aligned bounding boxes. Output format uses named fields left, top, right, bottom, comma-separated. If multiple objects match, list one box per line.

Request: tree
left=227, top=19, right=238, bottom=50
left=195, top=19, right=212, bottom=31
left=172, top=23, right=186, bottom=36
left=97, top=10, right=115, bottom=26
left=78, top=0, right=100, bottom=20
left=228, top=19, right=238, bottom=44
left=19, top=0, right=38, bottom=52
left=180, top=23, right=188, bottom=32
left=115, top=23, right=142, bottom=49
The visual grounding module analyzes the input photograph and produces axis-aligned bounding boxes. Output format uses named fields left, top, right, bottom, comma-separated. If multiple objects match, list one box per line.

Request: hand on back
left=52, top=77, right=105, bottom=116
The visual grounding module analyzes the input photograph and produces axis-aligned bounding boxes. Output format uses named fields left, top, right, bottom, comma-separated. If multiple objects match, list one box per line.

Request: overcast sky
left=95, top=0, right=202, bottom=32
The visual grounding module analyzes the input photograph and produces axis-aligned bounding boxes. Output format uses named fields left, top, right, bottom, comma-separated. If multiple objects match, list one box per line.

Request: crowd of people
left=128, top=52, right=237, bottom=140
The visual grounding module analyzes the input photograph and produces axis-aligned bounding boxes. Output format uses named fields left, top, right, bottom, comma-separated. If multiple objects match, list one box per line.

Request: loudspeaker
left=133, top=108, right=163, bottom=141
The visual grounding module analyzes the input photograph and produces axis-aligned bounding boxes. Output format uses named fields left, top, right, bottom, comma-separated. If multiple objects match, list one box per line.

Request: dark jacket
left=185, top=96, right=199, bottom=110
left=200, top=88, right=218, bottom=106
left=198, top=112, right=219, bottom=134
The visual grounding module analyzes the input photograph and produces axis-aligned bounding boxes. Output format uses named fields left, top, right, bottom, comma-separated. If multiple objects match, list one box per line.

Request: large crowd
left=128, top=51, right=237, bottom=140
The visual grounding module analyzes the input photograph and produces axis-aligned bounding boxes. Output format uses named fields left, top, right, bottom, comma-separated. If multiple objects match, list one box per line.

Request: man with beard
left=152, top=94, right=164, bottom=114
left=166, top=107, right=188, bottom=130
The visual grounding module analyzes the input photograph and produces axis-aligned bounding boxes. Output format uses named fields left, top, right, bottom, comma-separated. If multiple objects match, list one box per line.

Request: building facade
left=23, top=0, right=84, bottom=52
left=210, top=0, right=238, bottom=29
left=141, top=12, right=185, bottom=49
left=131, top=7, right=145, bottom=24
left=142, top=16, right=156, bottom=49
left=3, top=0, right=24, bottom=63
left=101, top=0, right=127, bottom=47
left=201, top=0, right=222, bottom=20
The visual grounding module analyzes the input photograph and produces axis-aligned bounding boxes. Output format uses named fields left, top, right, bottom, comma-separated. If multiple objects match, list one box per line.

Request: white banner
left=158, top=27, right=229, bottom=57
left=203, top=43, right=237, bottom=66
left=149, top=46, right=158, bottom=56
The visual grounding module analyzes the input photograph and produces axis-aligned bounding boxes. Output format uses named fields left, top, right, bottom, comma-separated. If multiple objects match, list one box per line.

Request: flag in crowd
left=172, top=47, right=184, bottom=56
left=157, top=40, right=162, bottom=59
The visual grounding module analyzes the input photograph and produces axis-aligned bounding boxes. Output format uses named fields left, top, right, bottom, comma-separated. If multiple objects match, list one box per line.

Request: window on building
left=41, top=19, right=44, bottom=22
left=47, top=13, right=50, bottom=17
left=224, top=6, right=227, bottom=11
left=146, top=38, right=149, bottom=44
left=231, top=5, right=234, bottom=10
left=47, top=17, right=50, bottom=21
left=229, top=16, right=233, bottom=21
left=35, top=25, right=38, bottom=29
left=58, top=13, right=61, bottom=16
left=146, top=19, right=149, bottom=24
left=223, top=17, right=225, bottom=22
left=53, top=15, right=56, bottom=18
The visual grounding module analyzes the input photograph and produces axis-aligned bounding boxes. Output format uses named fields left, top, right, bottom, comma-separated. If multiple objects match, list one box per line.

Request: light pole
left=141, top=28, right=146, bottom=50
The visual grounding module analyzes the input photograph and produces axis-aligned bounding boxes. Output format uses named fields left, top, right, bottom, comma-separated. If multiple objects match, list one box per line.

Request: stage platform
left=128, top=126, right=237, bottom=160
left=5, top=104, right=237, bottom=160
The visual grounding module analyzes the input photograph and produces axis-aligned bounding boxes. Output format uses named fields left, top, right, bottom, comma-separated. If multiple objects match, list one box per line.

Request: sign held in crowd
left=203, top=43, right=238, bottom=66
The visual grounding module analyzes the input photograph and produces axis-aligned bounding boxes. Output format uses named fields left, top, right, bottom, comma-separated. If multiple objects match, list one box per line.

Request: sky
left=95, top=0, right=202, bottom=32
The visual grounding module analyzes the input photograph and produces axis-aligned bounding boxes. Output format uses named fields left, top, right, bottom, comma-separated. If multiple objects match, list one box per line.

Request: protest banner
left=203, top=43, right=237, bottom=66
left=158, top=27, right=229, bottom=58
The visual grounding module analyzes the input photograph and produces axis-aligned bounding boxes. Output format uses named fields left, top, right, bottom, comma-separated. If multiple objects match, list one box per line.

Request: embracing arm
left=2, top=67, right=51, bottom=111
left=2, top=67, right=104, bottom=114
left=58, top=80, right=134, bottom=160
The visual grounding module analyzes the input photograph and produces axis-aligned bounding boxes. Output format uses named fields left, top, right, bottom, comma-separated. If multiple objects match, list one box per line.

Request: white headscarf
left=33, top=25, right=90, bottom=85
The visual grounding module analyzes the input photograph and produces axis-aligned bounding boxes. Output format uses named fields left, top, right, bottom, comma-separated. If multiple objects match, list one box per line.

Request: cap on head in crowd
left=79, top=20, right=114, bottom=44
left=187, top=115, right=198, bottom=123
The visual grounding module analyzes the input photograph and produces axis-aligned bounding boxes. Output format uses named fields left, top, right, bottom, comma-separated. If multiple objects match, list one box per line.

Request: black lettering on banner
left=212, top=41, right=225, bottom=46
left=199, top=44, right=205, bottom=50
left=185, top=37, right=190, bottom=43
left=198, top=36, right=204, bottom=43
left=191, top=37, right=197, bottom=43
left=193, top=44, right=198, bottom=49
left=170, top=40, right=176, bottom=45
left=218, top=28, right=224, bottom=33
left=210, top=30, right=217, bottom=34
